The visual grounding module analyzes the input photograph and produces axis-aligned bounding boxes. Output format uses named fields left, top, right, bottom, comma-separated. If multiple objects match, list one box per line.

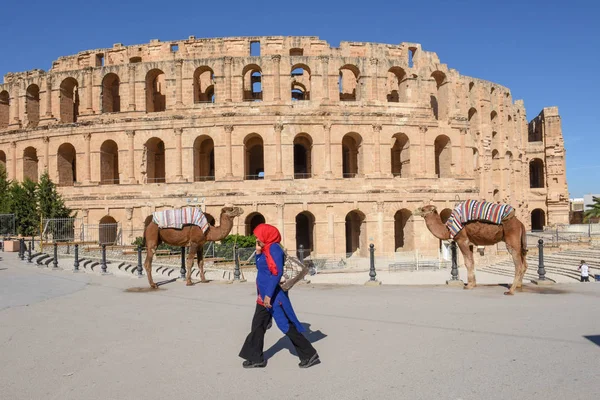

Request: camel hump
left=502, top=209, right=516, bottom=222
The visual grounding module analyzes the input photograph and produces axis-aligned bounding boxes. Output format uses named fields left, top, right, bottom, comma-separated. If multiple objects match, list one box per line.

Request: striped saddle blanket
left=446, top=200, right=514, bottom=239
left=152, top=207, right=210, bottom=233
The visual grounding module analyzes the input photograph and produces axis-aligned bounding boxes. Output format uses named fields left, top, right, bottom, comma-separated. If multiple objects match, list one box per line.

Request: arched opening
left=23, top=147, right=38, bottom=182
left=0, top=150, right=6, bottom=171
left=493, top=189, right=500, bottom=202
left=391, top=133, right=410, bottom=177
left=193, top=136, right=215, bottom=181
left=440, top=208, right=452, bottom=224
left=490, top=110, right=498, bottom=123
left=468, top=82, right=474, bottom=92
left=100, top=140, right=119, bottom=185
left=293, top=134, right=312, bottom=179
left=144, top=138, right=165, bottom=183
left=339, top=65, right=360, bottom=101
left=430, top=95, right=439, bottom=120
left=244, top=134, right=264, bottom=180
left=394, top=209, right=413, bottom=250
left=529, top=158, right=544, bottom=188
left=492, top=149, right=501, bottom=189
left=531, top=209, right=545, bottom=231
left=387, top=67, right=407, bottom=102
left=434, top=135, right=452, bottom=178
left=295, top=212, right=315, bottom=257
left=101, top=73, right=120, bottom=113
left=243, top=65, right=262, bottom=101
left=245, top=212, right=266, bottom=235
left=342, top=133, right=362, bottom=178
left=57, top=143, right=77, bottom=186
left=145, top=69, right=166, bottom=112
left=99, top=216, right=118, bottom=245
left=504, top=151, right=513, bottom=195
left=473, top=148, right=480, bottom=172
left=468, top=108, right=477, bottom=124
left=528, top=120, right=543, bottom=142
left=345, top=210, right=366, bottom=257
left=26, top=84, right=40, bottom=128
left=431, top=71, right=448, bottom=120
left=204, top=213, right=216, bottom=226
left=193, top=67, right=215, bottom=103
left=0, top=90, right=9, bottom=129
left=291, top=64, right=311, bottom=101
left=59, top=78, right=79, bottom=123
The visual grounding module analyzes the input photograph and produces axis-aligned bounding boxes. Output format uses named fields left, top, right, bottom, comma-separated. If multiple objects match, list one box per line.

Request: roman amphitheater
left=0, top=36, right=569, bottom=257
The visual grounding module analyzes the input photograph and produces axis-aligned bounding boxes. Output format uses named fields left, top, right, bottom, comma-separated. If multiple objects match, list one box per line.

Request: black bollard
left=27, top=240, right=32, bottom=263
left=101, top=244, right=107, bottom=273
left=233, top=244, right=241, bottom=281
left=137, top=245, right=143, bottom=277
left=450, top=241, right=460, bottom=281
left=537, top=239, right=546, bottom=281
left=19, top=238, right=25, bottom=260
left=73, top=244, right=80, bottom=272
left=369, top=243, right=377, bottom=281
left=298, top=244, right=305, bottom=263
left=52, top=242, right=58, bottom=269
left=180, top=246, right=186, bottom=280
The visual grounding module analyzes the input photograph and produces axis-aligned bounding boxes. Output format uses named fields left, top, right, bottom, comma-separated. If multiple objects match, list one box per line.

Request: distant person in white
left=578, top=260, right=590, bottom=282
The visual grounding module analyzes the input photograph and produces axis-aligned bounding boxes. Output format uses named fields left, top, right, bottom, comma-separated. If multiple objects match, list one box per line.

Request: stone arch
left=99, top=215, right=118, bottom=245
left=491, top=149, right=501, bottom=186
left=0, top=150, right=5, bottom=171
left=193, top=135, right=215, bottom=181
left=342, top=132, right=363, bottom=178
left=57, top=143, right=77, bottom=186
left=529, top=158, right=544, bottom=188
left=434, top=135, right=452, bottom=178
left=394, top=209, right=414, bottom=250
left=391, top=133, right=410, bottom=177
left=431, top=71, right=448, bottom=120
left=23, top=147, right=38, bottom=182
left=26, top=84, right=40, bottom=128
left=345, top=210, right=366, bottom=257
left=440, top=208, right=452, bottom=224
left=100, top=140, right=119, bottom=185
left=144, top=137, right=165, bottom=183
left=493, top=189, right=500, bottom=202
left=387, top=67, right=407, bottom=102
left=490, top=110, right=498, bottom=123
left=59, top=77, right=79, bottom=123
left=101, top=73, right=120, bottom=113
left=293, top=133, right=312, bottom=179
left=291, top=64, right=311, bottom=101
left=245, top=212, right=265, bottom=235
left=468, top=82, right=475, bottom=92
left=531, top=209, right=545, bottom=231
left=244, top=134, right=264, bottom=180
left=243, top=64, right=262, bottom=101
left=468, top=107, right=478, bottom=124
left=145, top=69, right=166, bottom=112
left=193, top=66, right=215, bottom=103
left=0, top=90, right=9, bottom=129
left=295, top=211, right=315, bottom=257
left=339, top=64, right=360, bottom=101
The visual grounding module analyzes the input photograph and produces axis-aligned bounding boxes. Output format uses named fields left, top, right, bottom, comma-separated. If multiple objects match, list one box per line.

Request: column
left=419, top=126, right=428, bottom=178
left=174, top=127, right=183, bottom=181
left=128, top=64, right=136, bottom=111
left=10, top=141, right=16, bottom=181
left=45, top=76, right=53, bottom=118
left=370, top=58, right=379, bottom=101
left=224, top=57, right=233, bottom=102
left=271, top=55, right=281, bottom=101
left=83, top=133, right=91, bottom=183
left=175, top=59, right=183, bottom=106
left=323, top=123, right=332, bottom=177
left=276, top=203, right=285, bottom=245
left=126, top=130, right=136, bottom=183
left=43, top=136, right=50, bottom=172
left=320, top=56, right=330, bottom=100
left=460, top=128, right=467, bottom=175
left=224, top=125, right=234, bottom=178
left=85, top=67, right=93, bottom=114
left=11, top=86, right=21, bottom=126
left=377, top=201, right=385, bottom=254
left=372, top=124, right=382, bottom=176
left=274, top=123, right=283, bottom=178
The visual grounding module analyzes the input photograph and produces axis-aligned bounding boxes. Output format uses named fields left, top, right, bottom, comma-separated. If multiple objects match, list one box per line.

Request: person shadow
left=264, top=323, right=327, bottom=359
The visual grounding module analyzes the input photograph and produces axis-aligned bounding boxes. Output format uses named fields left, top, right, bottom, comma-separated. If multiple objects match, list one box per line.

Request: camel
left=142, top=206, right=244, bottom=289
left=414, top=204, right=528, bottom=295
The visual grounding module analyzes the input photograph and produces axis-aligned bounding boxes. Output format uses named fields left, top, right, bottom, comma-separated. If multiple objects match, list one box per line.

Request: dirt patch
left=517, top=286, right=569, bottom=295
left=124, top=287, right=167, bottom=293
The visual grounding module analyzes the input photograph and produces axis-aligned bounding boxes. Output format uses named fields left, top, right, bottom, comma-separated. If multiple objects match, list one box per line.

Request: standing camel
left=143, top=206, right=244, bottom=288
left=414, top=204, right=528, bottom=295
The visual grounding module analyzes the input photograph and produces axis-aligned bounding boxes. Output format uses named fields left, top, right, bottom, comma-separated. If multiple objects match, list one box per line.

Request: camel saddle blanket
left=446, top=200, right=514, bottom=239
left=152, top=207, right=209, bottom=232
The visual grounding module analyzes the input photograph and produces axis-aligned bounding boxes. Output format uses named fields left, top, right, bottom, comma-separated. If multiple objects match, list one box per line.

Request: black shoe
left=298, top=353, right=320, bottom=368
left=242, top=359, right=267, bottom=369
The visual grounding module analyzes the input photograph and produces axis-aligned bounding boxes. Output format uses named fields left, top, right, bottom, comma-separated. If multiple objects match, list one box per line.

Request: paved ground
left=1, top=252, right=599, bottom=400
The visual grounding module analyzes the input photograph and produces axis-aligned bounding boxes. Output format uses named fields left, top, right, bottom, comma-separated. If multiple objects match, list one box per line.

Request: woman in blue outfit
left=239, top=223, right=319, bottom=369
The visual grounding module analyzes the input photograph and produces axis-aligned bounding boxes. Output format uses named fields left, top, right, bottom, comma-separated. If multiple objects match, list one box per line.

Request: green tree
left=11, top=179, right=40, bottom=236
left=584, top=196, right=600, bottom=222
left=0, top=164, right=11, bottom=214
left=37, top=171, right=72, bottom=219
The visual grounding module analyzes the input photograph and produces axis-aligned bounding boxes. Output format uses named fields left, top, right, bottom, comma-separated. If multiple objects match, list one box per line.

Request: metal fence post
left=27, top=240, right=32, bottom=263
left=52, top=242, right=59, bottom=269
left=233, top=244, right=240, bottom=281
left=365, top=243, right=381, bottom=285
left=73, top=244, right=80, bottom=272
left=137, top=245, right=143, bottom=277
left=537, top=239, right=546, bottom=280
left=101, top=244, right=108, bottom=274
left=19, top=238, right=25, bottom=260
left=180, top=246, right=186, bottom=280
left=298, top=244, right=305, bottom=263
left=446, top=241, right=464, bottom=286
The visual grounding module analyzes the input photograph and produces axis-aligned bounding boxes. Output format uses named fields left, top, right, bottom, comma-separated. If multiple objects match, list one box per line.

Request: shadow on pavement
left=264, top=323, right=327, bottom=359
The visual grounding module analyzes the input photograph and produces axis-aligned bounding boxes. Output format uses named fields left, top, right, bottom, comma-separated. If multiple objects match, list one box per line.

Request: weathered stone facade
left=0, top=36, right=569, bottom=256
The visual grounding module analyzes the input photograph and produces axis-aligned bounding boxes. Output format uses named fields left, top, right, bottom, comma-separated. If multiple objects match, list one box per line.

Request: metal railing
left=147, top=177, right=166, bottom=184
left=99, top=178, right=120, bottom=185
left=41, top=217, right=83, bottom=243
left=194, top=176, right=215, bottom=182
left=294, top=173, right=312, bottom=179
left=0, top=214, right=16, bottom=236
left=343, top=172, right=358, bottom=178
left=244, top=174, right=265, bottom=180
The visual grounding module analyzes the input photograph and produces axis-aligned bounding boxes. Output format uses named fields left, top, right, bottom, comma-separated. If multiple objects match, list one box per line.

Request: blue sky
left=1, top=0, right=597, bottom=197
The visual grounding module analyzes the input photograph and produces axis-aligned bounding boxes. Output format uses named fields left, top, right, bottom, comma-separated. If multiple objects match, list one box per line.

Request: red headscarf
left=254, top=223, right=281, bottom=275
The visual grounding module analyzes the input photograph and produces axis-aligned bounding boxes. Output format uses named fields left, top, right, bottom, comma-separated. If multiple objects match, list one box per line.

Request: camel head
left=221, top=206, right=244, bottom=218
left=414, top=205, right=438, bottom=217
